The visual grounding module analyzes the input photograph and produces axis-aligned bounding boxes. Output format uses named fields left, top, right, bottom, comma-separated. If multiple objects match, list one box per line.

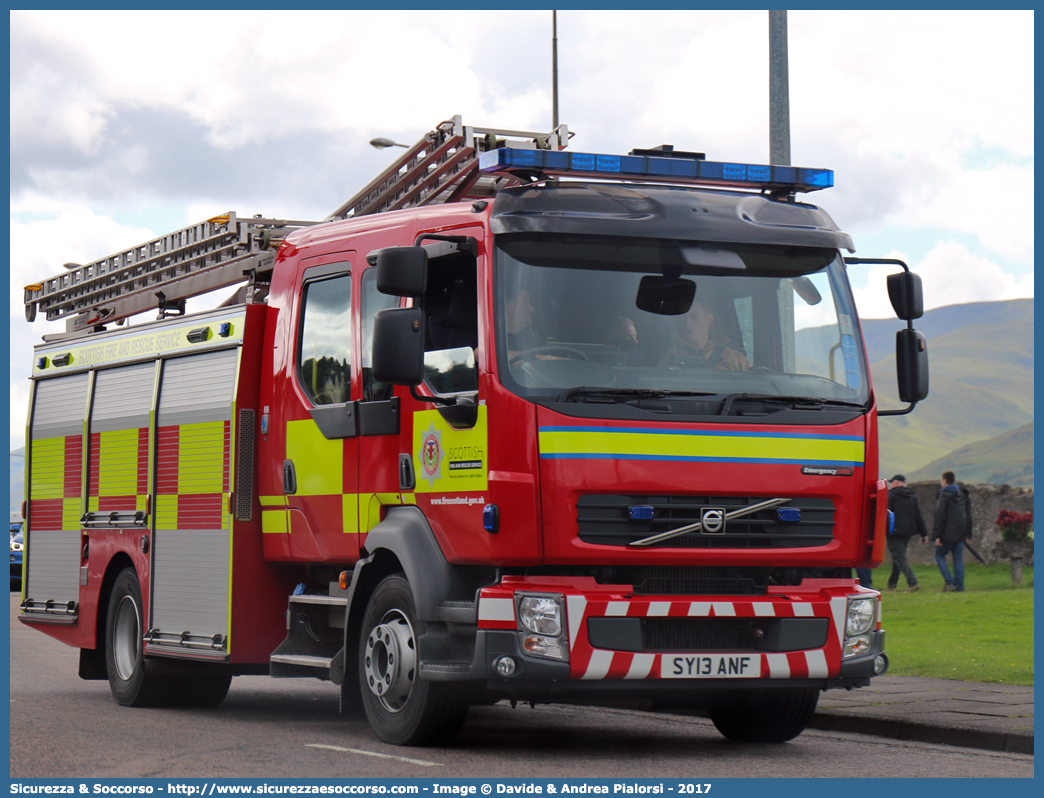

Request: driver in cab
left=505, top=288, right=541, bottom=357
left=504, top=288, right=574, bottom=365
left=659, top=297, right=750, bottom=371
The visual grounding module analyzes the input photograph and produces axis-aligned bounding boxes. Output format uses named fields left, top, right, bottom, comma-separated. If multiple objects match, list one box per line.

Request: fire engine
left=20, top=116, right=928, bottom=746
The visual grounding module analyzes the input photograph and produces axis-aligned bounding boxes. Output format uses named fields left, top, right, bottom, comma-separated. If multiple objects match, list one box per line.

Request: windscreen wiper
left=719, top=393, right=868, bottom=416
left=556, top=387, right=716, bottom=403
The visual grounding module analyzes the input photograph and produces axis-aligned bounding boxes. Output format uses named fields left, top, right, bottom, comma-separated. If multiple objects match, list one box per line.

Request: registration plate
left=660, top=654, right=762, bottom=679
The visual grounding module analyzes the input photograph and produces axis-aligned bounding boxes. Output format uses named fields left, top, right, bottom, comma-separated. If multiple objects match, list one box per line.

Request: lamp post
left=369, top=137, right=408, bottom=149
left=552, top=10, right=559, bottom=130
left=769, top=10, right=791, bottom=166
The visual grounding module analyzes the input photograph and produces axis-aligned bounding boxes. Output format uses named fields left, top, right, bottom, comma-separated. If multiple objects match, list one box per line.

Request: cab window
left=298, top=272, right=352, bottom=405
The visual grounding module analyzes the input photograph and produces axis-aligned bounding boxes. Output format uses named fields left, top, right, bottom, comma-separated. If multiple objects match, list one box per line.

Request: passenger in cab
left=658, top=297, right=750, bottom=371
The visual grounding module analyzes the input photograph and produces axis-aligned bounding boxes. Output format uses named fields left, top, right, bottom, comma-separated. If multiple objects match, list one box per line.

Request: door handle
left=399, top=454, right=415, bottom=491
left=283, top=460, right=297, bottom=494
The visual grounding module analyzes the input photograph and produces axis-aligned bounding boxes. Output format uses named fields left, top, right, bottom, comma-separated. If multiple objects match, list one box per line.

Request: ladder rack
left=326, top=115, right=569, bottom=220
left=23, top=213, right=315, bottom=336
left=23, top=116, right=568, bottom=339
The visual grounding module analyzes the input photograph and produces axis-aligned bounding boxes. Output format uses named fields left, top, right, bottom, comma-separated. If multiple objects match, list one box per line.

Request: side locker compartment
left=85, top=363, right=155, bottom=636
left=147, top=348, right=239, bottom=659
left=22, top=372, right=89, bottom=622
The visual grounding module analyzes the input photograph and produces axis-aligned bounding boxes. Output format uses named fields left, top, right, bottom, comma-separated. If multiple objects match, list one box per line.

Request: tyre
left=104, top=568, right=168, bottom=707
left=358, top=574, right=469, bottom=746
left=170, top=672, right=233, bottom=708
left=708, top=687, right=819, bottom=743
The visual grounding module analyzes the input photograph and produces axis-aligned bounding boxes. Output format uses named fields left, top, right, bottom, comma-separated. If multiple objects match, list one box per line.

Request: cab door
left=278, top=254, right=360, bottom=562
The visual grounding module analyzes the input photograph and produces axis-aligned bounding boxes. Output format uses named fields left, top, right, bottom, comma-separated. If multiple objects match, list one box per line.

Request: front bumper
left=422, top=576, right=886, bottom=694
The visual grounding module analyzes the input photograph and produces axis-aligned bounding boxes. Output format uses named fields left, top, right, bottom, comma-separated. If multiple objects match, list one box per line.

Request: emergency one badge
left=418, top=421, right=444, bottom=488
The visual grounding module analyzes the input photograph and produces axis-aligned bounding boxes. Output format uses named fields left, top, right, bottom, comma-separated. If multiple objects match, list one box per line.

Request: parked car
left=11, top=528, right=23, bottom=591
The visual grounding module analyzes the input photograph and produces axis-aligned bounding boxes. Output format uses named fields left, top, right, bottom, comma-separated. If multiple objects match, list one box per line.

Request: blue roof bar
left=478, top=148, right=833, bottom=193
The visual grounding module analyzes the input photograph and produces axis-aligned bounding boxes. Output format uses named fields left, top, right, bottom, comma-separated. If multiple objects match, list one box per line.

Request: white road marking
left=306, top=744, right=442, bottom=767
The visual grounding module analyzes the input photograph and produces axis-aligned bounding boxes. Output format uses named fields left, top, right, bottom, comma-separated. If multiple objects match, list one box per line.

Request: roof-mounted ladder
left=23, top=116, right=567, bottom=339
left=326, top=115, right=569, bottom=220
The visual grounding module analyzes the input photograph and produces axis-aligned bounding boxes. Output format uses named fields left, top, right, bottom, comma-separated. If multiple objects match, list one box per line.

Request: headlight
left=519, top=596, right=562, bottom=636
left=846, top=596, right=876, bottom=636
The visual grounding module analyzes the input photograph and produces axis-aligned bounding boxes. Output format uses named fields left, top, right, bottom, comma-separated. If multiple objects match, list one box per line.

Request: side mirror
left=635, top=276, right=696, bottom=315
left=896, top=328, right=929, bottom=403
left=887, top=271, right=923, bottom=321
left=375, top=247, right=428, bottom=298
left=372, top=307, right=425, bottom=386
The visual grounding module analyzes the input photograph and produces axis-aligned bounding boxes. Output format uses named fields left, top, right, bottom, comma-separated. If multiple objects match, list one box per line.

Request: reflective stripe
left=177, top=421, right=227, bottom=495
left=766, top=653, right=791, bottom=678
left=262, top=508, right=289, bottom=535
left=805, top=650, right=829, bottom=678
left=538, top=426, right=865, bottom=466
left=30, top=437, right=66, bottom=500
left=624, top=654, right=655, bottom=679
left=582, top=650, right=614, bottom=680
left=712, top=602, right=736, bottom=616
left=286, top=419, right=342, bottom=496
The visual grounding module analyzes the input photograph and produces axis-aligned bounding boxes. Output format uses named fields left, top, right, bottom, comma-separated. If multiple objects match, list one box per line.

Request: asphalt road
left=9, top=594, right=1034, bottom=779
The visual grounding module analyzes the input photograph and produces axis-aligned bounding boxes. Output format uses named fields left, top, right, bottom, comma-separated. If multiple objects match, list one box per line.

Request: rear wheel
left=169, top=672, right=232, bottom=708
left=359, top=574, right=469, bottom=746
left=708, top=687, right=819, bottom=743
left=105, top=568, right=167, bottom=707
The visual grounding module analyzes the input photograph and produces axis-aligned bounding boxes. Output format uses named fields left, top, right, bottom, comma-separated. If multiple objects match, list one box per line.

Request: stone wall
left=896, top=482, right=1034, bottom=567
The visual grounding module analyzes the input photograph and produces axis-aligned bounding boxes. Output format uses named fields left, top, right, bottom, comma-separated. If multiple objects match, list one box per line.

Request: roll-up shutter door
left=151, top=349, right=238, bottom=653
left=86, top=363, right=154, bottom=521
left=25, top=373, right=90, bottom=609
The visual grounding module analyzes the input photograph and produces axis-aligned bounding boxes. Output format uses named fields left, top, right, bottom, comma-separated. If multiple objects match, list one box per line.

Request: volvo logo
left=701, top=507, right=726, bottom=534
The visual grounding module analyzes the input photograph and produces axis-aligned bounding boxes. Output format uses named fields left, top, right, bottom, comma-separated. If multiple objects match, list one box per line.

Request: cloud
left=853, top=240, right=1034, bottom=320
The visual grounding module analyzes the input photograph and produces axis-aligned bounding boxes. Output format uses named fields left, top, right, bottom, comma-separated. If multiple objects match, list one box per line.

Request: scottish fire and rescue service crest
left=418, top=421, right=444, bottom=488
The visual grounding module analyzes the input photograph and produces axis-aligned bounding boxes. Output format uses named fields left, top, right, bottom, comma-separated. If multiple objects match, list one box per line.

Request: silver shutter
left=151, top=349, right=238, bottom=651
left=24, top=374, right=90, bottom=610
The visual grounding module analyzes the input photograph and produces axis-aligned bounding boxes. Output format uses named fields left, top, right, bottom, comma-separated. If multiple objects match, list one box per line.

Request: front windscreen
left=494, top=234, right=870, bottom=412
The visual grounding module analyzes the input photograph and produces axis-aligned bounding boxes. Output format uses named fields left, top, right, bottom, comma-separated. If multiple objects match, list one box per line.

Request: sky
left=8, top=9, right=1034, bottom=449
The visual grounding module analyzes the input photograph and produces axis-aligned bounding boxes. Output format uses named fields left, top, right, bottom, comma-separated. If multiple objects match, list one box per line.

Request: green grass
left=878, top=563, right=1033, bottom=685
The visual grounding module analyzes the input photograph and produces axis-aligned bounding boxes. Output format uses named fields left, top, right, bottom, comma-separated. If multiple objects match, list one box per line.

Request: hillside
left=905, top=422, right=1033, bottom=488
left=798, top=298, right=1034, bottom=480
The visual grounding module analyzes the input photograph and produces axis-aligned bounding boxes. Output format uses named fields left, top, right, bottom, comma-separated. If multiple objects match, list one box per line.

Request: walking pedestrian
left=934, top=471, right=972, bottom=592
left=886, top=475, right=928, bottom=592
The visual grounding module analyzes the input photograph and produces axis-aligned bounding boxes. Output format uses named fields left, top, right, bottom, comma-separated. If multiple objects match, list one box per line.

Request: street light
left=370, top=137, right=408, bottom=149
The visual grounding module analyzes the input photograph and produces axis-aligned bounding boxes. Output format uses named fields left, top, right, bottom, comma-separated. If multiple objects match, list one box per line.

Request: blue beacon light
left=478, top=148, right=833, bottom=193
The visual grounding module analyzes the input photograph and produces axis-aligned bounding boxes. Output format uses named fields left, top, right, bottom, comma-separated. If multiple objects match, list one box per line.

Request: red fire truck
left=20, top=116, right=928, bottom=746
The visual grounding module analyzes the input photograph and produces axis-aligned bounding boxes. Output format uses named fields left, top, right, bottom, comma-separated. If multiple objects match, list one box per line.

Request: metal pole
left=768, top=9, right=791, bottom=166
left=552, top=11, right=560, bottom=129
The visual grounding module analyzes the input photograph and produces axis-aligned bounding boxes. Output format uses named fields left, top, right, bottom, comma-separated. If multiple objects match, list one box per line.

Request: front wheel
left=708, top=687, right=819, bottom=743
left=358, top=574, right=469, bottom=746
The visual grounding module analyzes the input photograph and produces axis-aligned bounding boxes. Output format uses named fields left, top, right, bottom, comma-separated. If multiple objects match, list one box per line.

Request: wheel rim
left=363, top=609, right=416, bottom=713
left=112, top=594, right=141, bottom=682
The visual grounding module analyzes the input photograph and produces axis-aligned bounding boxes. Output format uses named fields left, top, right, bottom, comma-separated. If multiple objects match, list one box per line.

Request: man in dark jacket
left=886, top=475, right=928, bottom=592
left=934, top=471, right=972, bottom=592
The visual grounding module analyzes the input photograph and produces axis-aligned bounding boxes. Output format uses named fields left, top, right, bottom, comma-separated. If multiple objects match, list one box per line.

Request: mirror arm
left=878, top=402, right=917, bottom=417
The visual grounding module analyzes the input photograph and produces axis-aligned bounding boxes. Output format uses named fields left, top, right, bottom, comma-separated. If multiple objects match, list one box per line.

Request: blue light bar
left=478, top=148, right=834, bottom=193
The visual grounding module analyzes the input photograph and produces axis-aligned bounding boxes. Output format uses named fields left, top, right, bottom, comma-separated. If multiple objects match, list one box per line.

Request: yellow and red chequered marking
left=28, top=435, right=83, bottom=530
left=87, top=427, right=149, bottom=514
left=477, top=578, right=856, bottom=681
left=155, top=421, right=230, bottom=529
